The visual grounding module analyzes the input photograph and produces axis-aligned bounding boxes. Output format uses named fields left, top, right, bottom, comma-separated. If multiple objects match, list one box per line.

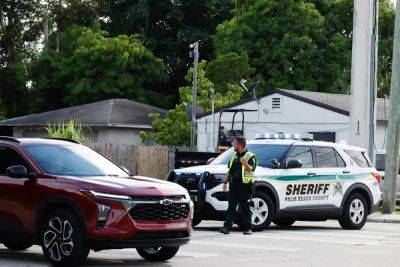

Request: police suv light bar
left=254, top=133, right=314, bottom=140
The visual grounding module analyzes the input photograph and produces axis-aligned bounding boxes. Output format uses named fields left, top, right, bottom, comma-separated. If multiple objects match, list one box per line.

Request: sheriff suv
left=0, top=137, right=193, bottom=266
left=168, top=134, right=381, bottom=231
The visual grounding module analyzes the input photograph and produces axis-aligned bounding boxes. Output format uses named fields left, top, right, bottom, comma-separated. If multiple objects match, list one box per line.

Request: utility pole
left=210, top=88, right=215, bottom=151
left=190, top=41, right=199, bottom=149
left=349, top=0, right=378, bottom=164
left=382, top=0, right=400, bottom=214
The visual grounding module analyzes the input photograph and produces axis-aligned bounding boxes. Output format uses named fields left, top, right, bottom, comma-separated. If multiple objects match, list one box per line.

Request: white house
left=196, top=89, right=389, bottom=152
left=0, top=99, right=166, bottom=145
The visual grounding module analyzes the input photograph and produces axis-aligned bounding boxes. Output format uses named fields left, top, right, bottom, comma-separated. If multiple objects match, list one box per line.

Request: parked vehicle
left=0, top=137, right=193, bottom=266
left=168, top=133, right=381, bottom=231
left=375, top=152, right=400, bottom=203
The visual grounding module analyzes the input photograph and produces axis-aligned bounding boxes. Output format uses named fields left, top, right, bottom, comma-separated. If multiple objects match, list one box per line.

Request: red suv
left=0, top=137, right=192, bottom=266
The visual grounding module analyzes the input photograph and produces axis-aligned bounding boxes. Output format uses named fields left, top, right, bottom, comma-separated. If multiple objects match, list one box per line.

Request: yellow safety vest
left=227, top=151, right=257, bottom=184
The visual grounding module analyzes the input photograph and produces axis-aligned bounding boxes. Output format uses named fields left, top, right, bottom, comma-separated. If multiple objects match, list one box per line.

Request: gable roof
left=0, top=99, right=167, bottom=128
left=197, top=88, right=389, bottom=121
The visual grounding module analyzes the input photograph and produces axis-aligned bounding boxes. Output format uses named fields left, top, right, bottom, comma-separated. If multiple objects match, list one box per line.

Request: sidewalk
left=367, top=213, right=400, bottom=224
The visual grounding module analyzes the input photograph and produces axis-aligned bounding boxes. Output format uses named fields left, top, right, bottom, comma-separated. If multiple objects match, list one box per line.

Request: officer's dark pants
left=223, top=182, right=252, bottom=231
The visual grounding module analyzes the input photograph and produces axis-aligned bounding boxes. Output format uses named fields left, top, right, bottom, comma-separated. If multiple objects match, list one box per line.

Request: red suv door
left=0, top=144, right=36, bottom=233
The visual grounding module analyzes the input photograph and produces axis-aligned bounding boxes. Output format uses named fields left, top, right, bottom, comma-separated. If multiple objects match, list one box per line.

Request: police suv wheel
left=137, top=246, right=180, bottom=261
left=40, top=210, right=89, bottom=266
left=339, top=193, right=368, bottom=230
left=249, top=191, right=274, bottom=231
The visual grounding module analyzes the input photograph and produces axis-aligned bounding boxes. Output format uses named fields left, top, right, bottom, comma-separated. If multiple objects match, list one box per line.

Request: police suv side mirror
left=207, top=158, right=215, bottom=165
left=286, top=159, right=302, bottom=169
left=270, top=159, right=280, bottom=168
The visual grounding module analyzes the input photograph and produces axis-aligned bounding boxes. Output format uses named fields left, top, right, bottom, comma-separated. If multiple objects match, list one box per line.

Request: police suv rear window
left=345, top=150, right=371, bottom=168
left=315, top=147, right=346, bottom=168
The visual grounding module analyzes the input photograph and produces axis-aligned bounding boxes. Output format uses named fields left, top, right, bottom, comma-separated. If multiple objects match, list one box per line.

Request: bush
left=46, top=120, right=88, bottom=143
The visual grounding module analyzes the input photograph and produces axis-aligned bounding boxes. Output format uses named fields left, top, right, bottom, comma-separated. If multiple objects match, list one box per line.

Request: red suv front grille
left=129, top=203, right=189, bottom=221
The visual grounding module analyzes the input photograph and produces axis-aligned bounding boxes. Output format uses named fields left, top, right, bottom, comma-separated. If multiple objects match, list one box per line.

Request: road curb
left=367, top=215, right=400, bottom=224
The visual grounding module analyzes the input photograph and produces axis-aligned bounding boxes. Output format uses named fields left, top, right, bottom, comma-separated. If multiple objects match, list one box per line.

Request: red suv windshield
left=23, top=144, right=128, bottom=177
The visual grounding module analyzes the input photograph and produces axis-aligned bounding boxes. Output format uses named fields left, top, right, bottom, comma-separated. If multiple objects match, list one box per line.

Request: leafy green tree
left=97, top=0, right=234, bottom=101
left=377, top=0, right=395, bottom=97
left=214, top=0, right=326, bottom=92
left=29, top=23, right=167, bottom=111
left=0, top=0, right=41, bottom=117
left=143, top=59, right=245, bottom=146
left=206, top=52, right=254, bottom=93
left=141, top=104, right=191, bottom=146
left=316, top=0, right=395, bottom=95
left=179, top=60, right=244, bottom=112
left=213, top=0, right=395, bottom=95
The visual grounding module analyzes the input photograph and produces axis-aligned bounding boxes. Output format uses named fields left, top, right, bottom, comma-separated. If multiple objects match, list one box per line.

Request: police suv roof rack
left=45, top=137, right=80, bottom=144
left=254, top=133, right=314, bottom=141
left=0, top=136, right=20, bottom=143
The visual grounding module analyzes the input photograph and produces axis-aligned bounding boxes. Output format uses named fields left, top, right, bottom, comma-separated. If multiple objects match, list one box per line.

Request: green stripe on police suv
left=255, top=173, right=370, bottom=181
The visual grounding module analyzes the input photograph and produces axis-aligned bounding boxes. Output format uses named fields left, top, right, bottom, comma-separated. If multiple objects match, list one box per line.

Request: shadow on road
left=84, top=257, right=173, bottom=267
left=193, top=224, right=341, bottom=232
left=0, top=248, right=47, bottom=264
left=0, top=248, right=174, bottom=267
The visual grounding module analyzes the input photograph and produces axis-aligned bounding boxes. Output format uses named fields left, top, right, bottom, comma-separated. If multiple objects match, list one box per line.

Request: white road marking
left=249, top=233, right=400, bottom=246
left=177, top=251, right=219, bottom=258
left=268, top=230, right=400, bottom=241
left=190, top=240, right=301, bottom=252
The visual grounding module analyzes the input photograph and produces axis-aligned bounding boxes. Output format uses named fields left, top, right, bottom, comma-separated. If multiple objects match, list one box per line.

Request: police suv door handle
left=307, top=172, right=316, bottom=176
left=342, top=170, right=350, bottom=174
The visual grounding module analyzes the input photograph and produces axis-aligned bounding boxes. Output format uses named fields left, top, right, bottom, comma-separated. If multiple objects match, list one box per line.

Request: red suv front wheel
left=40, top=209, right=90, bottom=266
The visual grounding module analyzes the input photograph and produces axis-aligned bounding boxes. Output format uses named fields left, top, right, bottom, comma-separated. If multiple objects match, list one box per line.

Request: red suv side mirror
left=6, top=165, right=31, bottom=178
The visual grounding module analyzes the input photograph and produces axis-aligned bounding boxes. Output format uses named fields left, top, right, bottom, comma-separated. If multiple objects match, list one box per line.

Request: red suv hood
left=57, top=175, right=188, bottom=197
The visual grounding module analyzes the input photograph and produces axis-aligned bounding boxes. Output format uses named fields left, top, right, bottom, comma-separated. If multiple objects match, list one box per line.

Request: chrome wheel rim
left=349, top=199, right=365, bottom=224
left=43, top=217, right=74, bottom=262
left=250, top=198, right=269, bottom=226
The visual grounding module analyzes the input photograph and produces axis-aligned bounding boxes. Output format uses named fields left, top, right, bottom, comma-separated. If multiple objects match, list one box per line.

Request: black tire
left=238, top=191, right=274, bottom=232
left=339, top=193, right=368, bottom=230
left=137, top=246, right=180, bottom=262
left=40, top=210, right=89, bottom=266
left=273, top=218, right=296, bottom=228
left=192, top=215, right=202, bottom=227
left=2, top=241, right=33, bottom=251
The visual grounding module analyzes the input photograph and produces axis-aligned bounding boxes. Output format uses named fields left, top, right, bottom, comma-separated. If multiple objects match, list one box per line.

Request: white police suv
left=167, top=134, right=382, bottom=231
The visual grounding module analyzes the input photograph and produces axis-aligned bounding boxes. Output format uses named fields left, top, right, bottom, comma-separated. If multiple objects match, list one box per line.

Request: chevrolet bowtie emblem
left=159, top=199, right=173, bottom=206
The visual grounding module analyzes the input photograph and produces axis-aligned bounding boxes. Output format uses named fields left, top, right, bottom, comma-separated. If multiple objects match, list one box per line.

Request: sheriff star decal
left=333, top=173, right=343, bottom=196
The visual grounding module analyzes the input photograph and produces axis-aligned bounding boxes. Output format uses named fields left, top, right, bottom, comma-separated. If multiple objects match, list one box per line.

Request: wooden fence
left=88, top=143, right=194, bottom=179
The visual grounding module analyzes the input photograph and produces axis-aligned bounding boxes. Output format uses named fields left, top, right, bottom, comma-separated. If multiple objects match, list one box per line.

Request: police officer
left=219, top=136, right=257, bottom=235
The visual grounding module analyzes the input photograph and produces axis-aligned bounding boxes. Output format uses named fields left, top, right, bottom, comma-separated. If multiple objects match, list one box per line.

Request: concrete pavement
left=367, top=213, right=400, bottom=223
left=1, top=220, right=399, bottom=267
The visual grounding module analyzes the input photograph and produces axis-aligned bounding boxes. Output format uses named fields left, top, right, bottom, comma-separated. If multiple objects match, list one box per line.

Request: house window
left=310, top=131, right=336, bottom=143
left=271, top=96, right=282, bottom=112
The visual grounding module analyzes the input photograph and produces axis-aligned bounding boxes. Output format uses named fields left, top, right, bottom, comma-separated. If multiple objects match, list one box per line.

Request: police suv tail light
left=372, top=172, right=381, bottom=183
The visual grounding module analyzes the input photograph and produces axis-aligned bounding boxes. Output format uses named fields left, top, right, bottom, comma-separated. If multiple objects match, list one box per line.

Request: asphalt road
left=1, top=220, right=399, bottom=267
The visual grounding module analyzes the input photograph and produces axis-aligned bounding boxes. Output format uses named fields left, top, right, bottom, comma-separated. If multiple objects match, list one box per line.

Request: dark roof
left=0, top=99, right=167, bottom=128
left=197, top=88, right=389, bottom=121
